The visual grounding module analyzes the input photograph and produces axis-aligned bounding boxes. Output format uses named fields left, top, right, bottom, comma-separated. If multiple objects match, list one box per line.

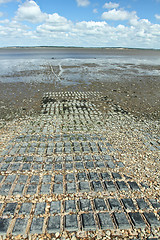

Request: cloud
left=93, top=8, right=98, bottom=14
left=155, top=14, right=160, bottom=20
left=76, top=0, right=90, bottom=7
left=102, top=9, right=137, bottom=21
left=0, top=0, right=19, bottom=4
left=0, top=12, right=3, bottom=17
left=15, top=0, right=47, bottom=23
left=103, top=2, right=119, bottom=9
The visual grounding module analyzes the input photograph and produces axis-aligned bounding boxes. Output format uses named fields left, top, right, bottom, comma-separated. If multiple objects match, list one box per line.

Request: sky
left=0, top=0, right=160, bottom=48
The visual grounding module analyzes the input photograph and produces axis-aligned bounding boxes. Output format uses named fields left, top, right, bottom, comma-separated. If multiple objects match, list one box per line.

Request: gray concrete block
left=65, top=200, right=76, bottom=212
left=101, top=172, right=111, bottom=180
left=75, top=162, right=84, bottom=169
left=3, top=203, right=17, bottom=215
left=65, top=214, right=78, bottom=231
left=5, top=175, right=16, bottom=183
left=44, top=164, right=53, bottom=171
left=92, top=181, right=103, bottom=192
left=54, top=174, right=63, bottom=183
left=42, top=175, right=52, bottom=183
left=77, top=172, right=87, bottom=181
left=96, top=161, right=105, bottom=168
left=53, top=183, right=63, bottom=194
left=26, top=184, right=37, bottom=195
left=136, top=198, right=150, bottom=210
left=112, top=173, right=122, bottom=179
left=0, top=184, right=12, bottom=195
left=35, top=202, right=46, bottom=215
left=114, top=212, right=131, bottom=229
left=19, top=203, right=32, bottom=215
left=66, top=173, right=75, bottom=182
left=12, top=218, right=28, bottom=235
left=85, top=161, right=94, bottom=169
left=89, top=172, right=99, bottom=180
left=30, top=217, right=44, bottom=234
left=66, top=182, right=76, bottom=193
left=40, top=184, right=51, bottom=194
left=18, top=175, right=28, bottom=183
left=13, top=184, right=24, bottom=195
left=79, top=199, right=92, bottom=211
left=108, top=198, right=122, bottom=211
left=104, top=181, right=116, bottom=191
left=149, top=199, right=160, bottom=209
left=82, top=213, right=96, bottom=230
left=79, top=181, right=90, bottom=192
left=98, top=212, right=114, bottom=229
left=30, top=175, right=39, bottom=184
left=94, top=198, right=108, bottom=211
left=129, top=212, right=146, bottom=228
left=50, top=201, right=61, bottom=214
left=22, top=163, right=31, bottom=171
left=47, top=215, right=60, bottom=233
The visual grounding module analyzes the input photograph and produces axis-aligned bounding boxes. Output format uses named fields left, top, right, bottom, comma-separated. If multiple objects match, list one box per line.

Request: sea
left=0, top=47, right=160, bottom=85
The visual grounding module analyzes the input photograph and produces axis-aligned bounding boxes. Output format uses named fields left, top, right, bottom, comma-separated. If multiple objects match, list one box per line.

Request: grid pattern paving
left=0, top=91, right=160, bottom=238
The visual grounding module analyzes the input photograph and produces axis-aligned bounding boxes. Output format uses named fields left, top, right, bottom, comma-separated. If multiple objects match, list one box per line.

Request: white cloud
left=102, top=9, right=137, bottom=21
left=93, top=8, right=98, bottom=14
left=155, top=14, right=160, bottom=20
left=0, top=0, right=19, bottom=4
left=15, top=0, right=47, bottom=23
left=103, top=2, right=119, bottom=9
left=0, top=12, right=3, bottom=17
left=76, top=0, right=90, bottom=7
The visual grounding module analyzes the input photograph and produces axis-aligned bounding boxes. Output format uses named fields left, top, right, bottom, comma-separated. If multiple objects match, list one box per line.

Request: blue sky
left=0, top=0, right=160, bottom=48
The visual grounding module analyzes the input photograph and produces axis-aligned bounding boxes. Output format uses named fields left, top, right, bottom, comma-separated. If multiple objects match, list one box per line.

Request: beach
left=0, top=48, right=159, bottom=239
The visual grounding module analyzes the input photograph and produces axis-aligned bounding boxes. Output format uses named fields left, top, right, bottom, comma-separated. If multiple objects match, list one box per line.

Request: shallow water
left=0, top=48, right=160, bottom=85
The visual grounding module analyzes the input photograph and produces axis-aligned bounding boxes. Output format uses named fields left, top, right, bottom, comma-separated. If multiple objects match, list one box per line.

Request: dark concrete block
left=129, top=212, right=146, bottom=228
left=84, top=155, right=92, bottom=161
left=94, top=198, right=108, bottom=211
left=44, top=164, right=53, bottom=171
left=65, top=214, right=78, bottom=231
left=122, top=198, right=136, bottom=210
left=89, top=172, right=99, bottom=180
left=143, top=212, right=160, bottom=227
left=98, top=212, right=114, bottom=229
left=101, top=172, right=111, bottom=180
left=149, top=199, right=160, bottom=209
left=50, top=201, right=61, bottom=214
left=3, top=203, right=17, bottom=215
left=47, top=215, right=60, bottom=233
left=30, top=217, right=44, bottom=234
left=114, top=212, right=131, bottom=229
left=106, top=160, right=116, bottom=169
left=136, top=198, right=150, bottom=210
left=82, top=213, right=96, bottom=230
left=112, top=173, right=122, bottom=179
left=65, top=200, right=76, bottom=212
left=79, top=199, right=92, bottom=211
left=1, top=163, right=9, bottom=171
left=19, top=203, right=32, bottom=215
left=128, top=181, right=140, bottom=191
left=75, top=155, right=82, bottom=161
left=12, top=218, right=28, bottom=235
left=0, top=218, right=11, bottom=235
left=104, top=181, right=116, bottom=192
left=116, top=181, right=128, bottom=191
left=108, top=198, right=122, bottom=211
left=92, top=181, right=103, bottom=192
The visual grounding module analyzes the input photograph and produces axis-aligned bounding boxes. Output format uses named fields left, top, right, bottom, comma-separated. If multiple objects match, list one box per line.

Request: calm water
left=0, top=47, right=160, bottom=85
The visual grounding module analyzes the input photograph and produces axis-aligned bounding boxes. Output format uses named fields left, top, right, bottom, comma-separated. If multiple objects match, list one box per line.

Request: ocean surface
left=0, top=47, right=160, bottom=85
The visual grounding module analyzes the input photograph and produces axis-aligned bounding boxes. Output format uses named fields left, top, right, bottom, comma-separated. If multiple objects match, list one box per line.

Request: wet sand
left=0, top=76, right=159, bottom=122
